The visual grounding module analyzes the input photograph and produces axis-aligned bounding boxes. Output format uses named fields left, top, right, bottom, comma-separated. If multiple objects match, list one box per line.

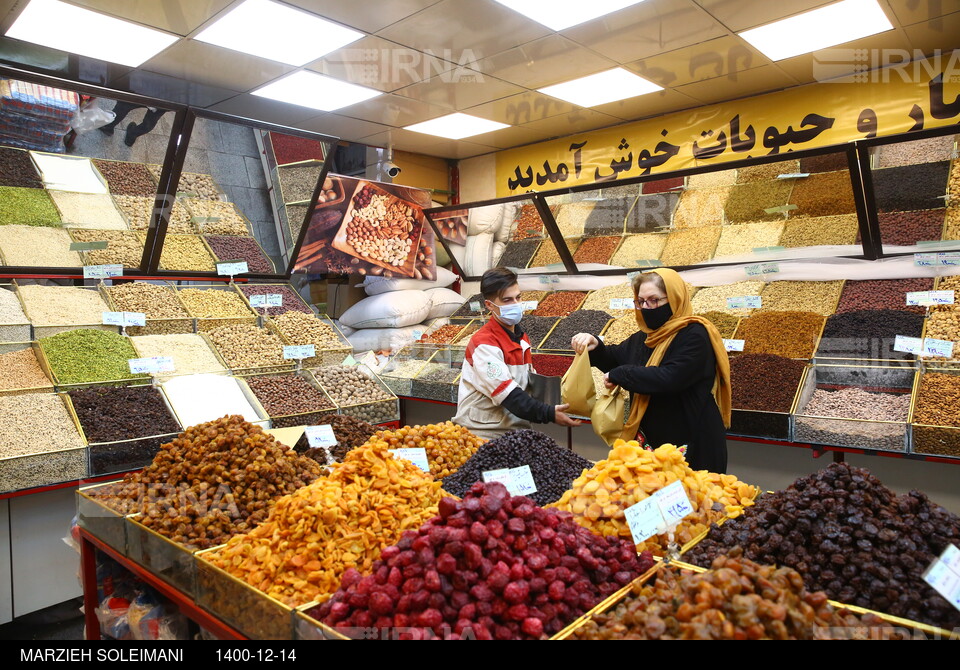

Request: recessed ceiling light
left=493, top=0, right=648, bottom=31
left=738, top=0, right=893, bottom=61
left=405, top=113, right=509, bottom=140
left=538, top=68, right=662, bottom=107
left=5, top=0, right=178, bottom=67
left=251, top=71, right=381, bottom=111
left=195, top=0, right=362, bottom=66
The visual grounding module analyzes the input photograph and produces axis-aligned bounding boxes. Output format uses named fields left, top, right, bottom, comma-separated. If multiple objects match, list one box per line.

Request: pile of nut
left=245, top=373, right=335, bottom=420
left=313, top=366, right=393, bottom=406
left=366, top=422, right=485, bottom=479
left=759, top=279, right=844, bottom=315
left=93, top=160, right=156, bottom=196
left=207, top=323, right=288, bottom=370
left=347, top=187, right=415, bottom=268
left=185, top=200, right=250, bottom=236
left=40, top=329, right=148, bottom=385
left=112, top=194, right=193, bottom=232
left=91, top=415, right=324, bottom=549
left=202, top=441, right=447, bottom=606
left=178, top=288, right=255, bottom=319
left=550, top=441, right=758, bottom=555
left=69, top=230, right=144, bottom=269
left=107, top=282, right=190, bottom=320
left=271, top=311, right=344, bottom=351
left=147, top=233, right=215, bottom=272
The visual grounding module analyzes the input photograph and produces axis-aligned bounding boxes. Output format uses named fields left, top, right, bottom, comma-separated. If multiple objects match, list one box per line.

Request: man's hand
left=554, top=403, right=582, bottom=427
left=571, top=333, right=598, bottom=354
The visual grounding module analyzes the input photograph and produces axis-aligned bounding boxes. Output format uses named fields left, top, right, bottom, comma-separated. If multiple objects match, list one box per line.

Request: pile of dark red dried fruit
left=313, top=481, right=654, bottom=640
left=686, top=463, right=960, bottom=629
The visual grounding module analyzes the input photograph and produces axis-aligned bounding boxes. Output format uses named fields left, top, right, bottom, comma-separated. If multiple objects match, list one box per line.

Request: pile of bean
left=271, top=311, right=344, bottom=352
left=779, top=214, right=859, bottom=247
left=302, top=414, right=377, bottom=462
left=0, top=187, right=61, bottom=226
left=178, top=288, right=255, bottom=319
left=724, top=180, right=794, bottom=222
left=800, top=153, right=848, bottom=173
left=315, top=481, right=653, bottom=640
left=610, top=233, right=666, bottom=266
left=542, top=310, right=610, bottom=350
left=0, top=288, right=30, bottom=341
left=552, top=441, right=757, bottom=555
left=245, top=373, right=336, bottom=422
left=659, top=226, right=720, bottom=266
left=737, top=159, right=800, bottom=183
left=151, top=234, right=215, bottom=272
left=172, top=172, right=222, bottom=200
left=788, top=171, right=856, bottom=218
left=0, top=148, right=41, bottom=188
left=730, top=354, right=807, bottom=411
left=313, top=365, right=393, bottom=406
left=759, top=280, right=843, bottom=315
left=113, top=195, right=193, bottom=232
left=69, top=385, right=180, bottom=443
left=573, top=236, right=621, bottom=264
left=131, top=334, right=227, bottom=376
left=532, top=291, right=586, bottom=317
left=239, top=284, right=311, bottom=316
left=625, top=192, right=679, bottom=232
left=367, top=422, right=484, bottom=478
left=497, top=239, right=539, bottom=268
left=41, top=329, right=148, bottom=384
left=92, top=159, right=155, bottom=196
left=108, top=282, right=189, bottom=320
left=419, top=324, right=465, bottom=345
left=554, top=202, right=592, bottom=237
left=877, top=135, right=956, bottom=167
left=207, top=323, right=287, bottom=370
left=795, top=387, right=910, bottom=450
left=836, top=278, right=934, bottom=314
left=874, top=161, right=950, bottom=212
left=0, top=394, right=84, bottom=490
left=673, top=187, right=728, bottom=227
left=700, top=311, right=739, bottom=339
left=688, top=169, right=736, bottom=188
left=584, top=197, right=632, bottom=235
left=450, top=293, right=484, bottom=319
left=92, top=415, right=323, bottom=548
left=49, top=192, right=127, bottom=229
left=943, top=207, right=960, bottom=240
left=572, top=552, right=899, bottom=640
left=530, top=238, right=578, bottom=267
left=511, top=204, right=545, bottom=240
left=601, top=314, right=639, bottom=345
left=532, top=354, right=573, bottom=377
left=0, top=226, right=80, bottom=267
left=913, top=373, right=960, bottom=456
left=520, top=315, right=559, bottom=348
left=278, top=164, right=321, bottom=203
left=713, top=221, right=784, bottom=257
left=203, top=441, right=445, bottom=606
left=875, top=209, right=945, bottom=247
left=204, top=235, right=273, bottom=274
left=922, top=311, right=960, bottom=360
left=0, top=348, right=52, bottom=390
left=185, top=200, right=249, bottom=236
left=581, top=282, right=635, bottom=316
left=685, top=462, right=960, bottom=629
left=735, top=311, right=824, bottom=358
left=412, top=363, right=460, bottom=401
left=17, top=284, right=109, bottom=326
left=643, top=176, right=683, bottom=193
left=70, top=230, right=143, bottom=269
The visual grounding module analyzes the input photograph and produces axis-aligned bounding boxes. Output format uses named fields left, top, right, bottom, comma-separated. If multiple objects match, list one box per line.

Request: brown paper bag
left=591, top=386, right=626, bottom=447
left=560, top=351, right=596, bottom=417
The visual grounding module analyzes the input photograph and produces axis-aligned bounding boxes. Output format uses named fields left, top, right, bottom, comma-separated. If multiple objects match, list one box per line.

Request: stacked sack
left=449, top=203, right=518, bottom=275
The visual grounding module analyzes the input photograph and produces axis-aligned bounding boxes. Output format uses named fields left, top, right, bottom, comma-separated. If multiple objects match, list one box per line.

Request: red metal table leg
left=80, top=535, right=100, bottom=640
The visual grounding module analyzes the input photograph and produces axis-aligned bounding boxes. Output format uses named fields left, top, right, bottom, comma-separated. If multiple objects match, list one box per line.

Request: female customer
left=571, top=268, right=731, bottom=472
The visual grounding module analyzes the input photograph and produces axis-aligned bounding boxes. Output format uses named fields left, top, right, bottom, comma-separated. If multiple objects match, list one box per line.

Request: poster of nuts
left=295, top=176, right=436, bottom=280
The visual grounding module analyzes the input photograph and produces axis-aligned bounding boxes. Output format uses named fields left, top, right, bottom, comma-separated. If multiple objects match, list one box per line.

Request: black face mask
left=641, top=302, right=673, bottom=330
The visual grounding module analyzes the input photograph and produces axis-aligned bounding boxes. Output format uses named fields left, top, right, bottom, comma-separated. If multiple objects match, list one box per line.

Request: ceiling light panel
left=405, top=113, right=510, bottom=140
left=251, top=71, right=381, bottom=111
left=493, top=0, right=648, bottom=31
left=738, top=0, right=894, bottom=61
left=5, top=0, right=178, bottom=67
left=195, top=0, right=363, bottom=66
left=538, top=68, right=662, bottom=107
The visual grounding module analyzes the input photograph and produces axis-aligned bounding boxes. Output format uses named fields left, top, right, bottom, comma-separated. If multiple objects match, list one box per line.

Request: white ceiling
left=0, top=0, right=956, bottom=159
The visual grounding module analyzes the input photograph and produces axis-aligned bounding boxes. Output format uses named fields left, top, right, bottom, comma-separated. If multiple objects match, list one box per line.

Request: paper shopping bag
left=560, top=350, right=596, bottom=417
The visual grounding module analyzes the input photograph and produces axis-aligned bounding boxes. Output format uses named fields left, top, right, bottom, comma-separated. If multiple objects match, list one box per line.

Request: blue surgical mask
left=491, top=301, right=524, bottom=326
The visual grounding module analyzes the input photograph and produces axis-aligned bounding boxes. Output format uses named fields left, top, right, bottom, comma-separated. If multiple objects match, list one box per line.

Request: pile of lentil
left=0, top=347, right=53, bottom=391
left=442, top=429, right=591, bottom=505
left=40, top=329, right=148, bottom=384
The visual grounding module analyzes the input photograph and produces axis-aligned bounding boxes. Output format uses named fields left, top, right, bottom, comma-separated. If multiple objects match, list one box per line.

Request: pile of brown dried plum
left=685, top=463, right=960, bottom=629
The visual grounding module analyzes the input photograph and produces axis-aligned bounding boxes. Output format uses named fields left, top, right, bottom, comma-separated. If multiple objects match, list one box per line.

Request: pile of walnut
left=90, top=415, right=324, bottom=549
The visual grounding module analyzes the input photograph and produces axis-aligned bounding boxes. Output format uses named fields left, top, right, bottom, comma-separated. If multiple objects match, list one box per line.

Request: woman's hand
left=603, top=373, right=616, bottom=390
left=571, top=333, right=598, bottom=354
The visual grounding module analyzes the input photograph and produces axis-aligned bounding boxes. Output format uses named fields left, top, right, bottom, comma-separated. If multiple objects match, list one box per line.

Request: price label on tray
left=249, top=294, right=283, bottom=308
left=343, top=354, right=359, bottom=366
left=83, top=264, right=122, bottom=279
left=283, top=344, right=316, bottom=360
left=923, top=558, right=960, bottom=612
left=656, top=480, right=694, bottom=528
left=103, top=312, right=146, bottom=327
left=469, top=301, right=482, bottom=312
left=216, top=260, right=249, bottom=276
left=906, top=291, right=935, bottom=306
left=389, top=448, right=430, bottom=472
left=894, top=335, right=923, bottom=355
left=305, top=425, right=337, bottom=448
left=915, top=252, right=960, bottom=267
left=752, top=246, right=786, bottom=253
left=482, top=465, right=538, bottom=497
left=723, top=339, right=745, bottom=352
left=127, top=356, right=174, bottom=375
left=521, top=301, right=539, bottom=312
left=539, top=275, right=561, bottom=285
left=744, top=262, right=780, bottom=277
left=940, top=252, right=960, bottom=266
left=726, top=296, right=762, bottom=309
left=609, top=298, right=634, bottom=310
left=763, top=204, right=797, bottom=215
left=923, top=338, right=954, bottom=358
left=941, top=544, right=960, bottom=574
left=624, top=497, right=663, bottom=544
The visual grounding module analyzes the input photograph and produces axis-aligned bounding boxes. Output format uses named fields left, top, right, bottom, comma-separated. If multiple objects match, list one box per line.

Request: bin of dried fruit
left=815, top=309, right=925, bottom=361
left=310, top=481, right=655, bottom=640
left=685, top=462, right=960, bottom=630
left=734, top=310, right=824, bottom=359
left=912, top=370, right=960, bottom=458
left=362, top=422, right=484, bottom=479
left=729, top=353, right=807, bottom=439
left=551, top=441, right=757, bottom=556
left=568, top=552, right=905, bottom=640
left=293, top=414, right=378, bottom=463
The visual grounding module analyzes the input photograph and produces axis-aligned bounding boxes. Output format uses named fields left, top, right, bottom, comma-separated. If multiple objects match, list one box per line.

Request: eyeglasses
left=635, top=296, right=667, bottom=309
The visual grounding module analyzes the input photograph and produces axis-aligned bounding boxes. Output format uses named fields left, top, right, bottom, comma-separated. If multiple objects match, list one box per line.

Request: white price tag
left=127, top=356, right=174, bottom=375
left=83, top=264, right=122, bottom=279
left=412, top=329, right=424, bottom=341
left=482, top=466, right=537, bottom=496
left=932, top=291, right=956, bottom=305
left=305, top=424, right=337, bottom=448
left=894, top=335, right=923, bottom=355
left=521, top=301, right=539, bottom=312
left=216, top=260, right=249, bottom=276
left=726, top=296, right=762, bottom=309
left=343, top=354, right=359, bottom=366
left=283, top=344, right=316, bottom=360
left=609, top=298, right=634, bottom=310
left=249, top=294, right=283, bottom=308
left=389, top=448, right=430, bottom=472
left=942, top=544, right=960, bottom=574
left=102, top=312, right=125, bottom=326
left=906, top=291, right=935, bottom=306
left=923, top=559, right=960, bottom=611
left=483, top=468, right=513, bottom=487
left=723, top=339, right=745, bottom=352
left=776, top=173, right=810, bottom=179
left=624, top=497, right=663, bottom=544
left=923, top=338, right=955, bottom=358
left=655, top=480, right=695, bottom=528
left=123, top=312, right=146, bottom=327
left=914, top=253, right=937, bottom=267
left=469, top=301, right=482, bottom=312
left=745, top=262, right=780, bottom=277
left=939, top=252, right=960, bottom=266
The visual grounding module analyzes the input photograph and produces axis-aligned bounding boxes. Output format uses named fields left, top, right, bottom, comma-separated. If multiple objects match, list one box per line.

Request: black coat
left=589, top=323, right=727, bottom=473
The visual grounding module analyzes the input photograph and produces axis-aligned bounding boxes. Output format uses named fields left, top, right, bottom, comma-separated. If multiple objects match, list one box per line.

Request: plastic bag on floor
left=70, top=104, right=114, bottom=134
left=127, top=589, right=188, bottom=641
